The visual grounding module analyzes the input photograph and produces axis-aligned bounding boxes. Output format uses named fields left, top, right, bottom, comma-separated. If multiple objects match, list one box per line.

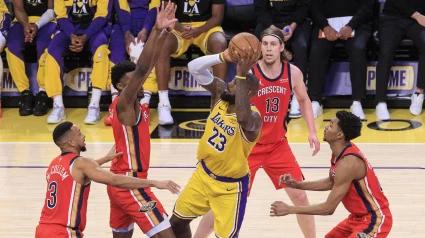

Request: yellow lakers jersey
left=0, top=0, right=9, bottom=14
left=197, top=100, right=261, bottom=178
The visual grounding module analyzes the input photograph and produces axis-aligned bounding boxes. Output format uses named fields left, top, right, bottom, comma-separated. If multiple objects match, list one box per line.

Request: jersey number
left=47, top=181, right=58, bottom=209
left=207, top=127, right=227, bottom=152
left=265, top=97, right=280, bottom=113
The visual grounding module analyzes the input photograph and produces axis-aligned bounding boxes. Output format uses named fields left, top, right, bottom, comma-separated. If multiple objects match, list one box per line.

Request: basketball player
left=271, top=111, right=393, bottom=238
left=0, top=0, right=10, bottom=118
left=35, top=121, right=180, bottom=238
left=104, top=0, right=160, bottom=126
left=107, top=2, right=178, bottom=237
left=193, top=26, right=318, bottom=237
left=169, top=46, right=262, bottom=238
left=43, top=0, right=113, bottom=124
left=6, top=0, right=56, bottom=116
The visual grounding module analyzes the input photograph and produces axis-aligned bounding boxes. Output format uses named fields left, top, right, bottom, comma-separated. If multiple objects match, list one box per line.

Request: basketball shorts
left=248, top=139, right=304, bottom=192
left=173, top=161, right=249, bottom=238
left=35, top=224, right=83, bottom=238
left=107, top=185, right=170, bottom=237
left=325, top=208, right=393, bottom=238
left=171, top=21, right=224, bottom=58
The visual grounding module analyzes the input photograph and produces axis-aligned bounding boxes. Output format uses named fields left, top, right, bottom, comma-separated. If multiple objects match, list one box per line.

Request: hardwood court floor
left=0, top=108, right=424, bottom=237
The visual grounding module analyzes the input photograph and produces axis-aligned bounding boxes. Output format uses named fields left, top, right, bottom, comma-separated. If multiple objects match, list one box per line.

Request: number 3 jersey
left=197, top=100, right=262, bottom=179
left=38, top=152, right=91, bottom=234
left=250, top=61, right=292, bottom=144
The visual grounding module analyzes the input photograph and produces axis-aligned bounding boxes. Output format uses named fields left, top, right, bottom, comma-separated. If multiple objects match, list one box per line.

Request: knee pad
left=91, top=44, right=110, bottom=90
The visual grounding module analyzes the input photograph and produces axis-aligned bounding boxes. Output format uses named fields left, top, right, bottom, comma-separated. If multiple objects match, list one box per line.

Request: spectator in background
left=308, top=0, right=373, bottom=119
left=375, top=0, right=425, bottom=120
left=43, top=0, right=112, bottom=124
left=254, top=0, right=311, bottom=119
left=0, top=0, right=10, bottom=118
left=104, top=0, right=160, bottom=126
left=154, top=0, right=227, bottom=125
left=6, top=0, right=56, bottom=117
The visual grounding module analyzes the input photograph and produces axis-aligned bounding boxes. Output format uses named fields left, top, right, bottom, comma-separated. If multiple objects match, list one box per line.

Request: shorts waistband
left=200, top=160, right=249, bottom=183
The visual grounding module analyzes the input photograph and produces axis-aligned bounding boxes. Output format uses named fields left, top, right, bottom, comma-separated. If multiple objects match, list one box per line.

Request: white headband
left=263, top=33, right=283, bottom=43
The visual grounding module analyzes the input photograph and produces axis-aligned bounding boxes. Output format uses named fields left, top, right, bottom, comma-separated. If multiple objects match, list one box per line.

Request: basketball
left=228, top=32, right=262, bottom=62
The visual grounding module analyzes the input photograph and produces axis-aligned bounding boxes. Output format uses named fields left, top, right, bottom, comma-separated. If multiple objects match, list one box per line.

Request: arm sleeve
left=292, top=0, right=310, bottom=25
left=311, top=0, right=329, bottom=30
left=35, top=9, right=55, bottom=29
left=187, top=54, right=224, bottom=85
left=142, top=0, right=159, bottom=33
left=254, top=0, right=273, bottom=27
left=346, top=0, right=373, bottom=29
left=85, top=0, right=112, bottom=39
left=116, top=0, right=131, bottom=33
left=55, top=0, right=75, bottom=37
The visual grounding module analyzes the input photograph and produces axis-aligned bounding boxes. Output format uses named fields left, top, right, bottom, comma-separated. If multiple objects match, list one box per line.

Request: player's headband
left=263, top=33, right=283, bottom=43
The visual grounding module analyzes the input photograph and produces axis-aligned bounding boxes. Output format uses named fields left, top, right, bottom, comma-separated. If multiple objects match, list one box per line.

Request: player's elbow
left=187, top=60, right=198, bottom=75
left=323, top=205, right=336, bottom=215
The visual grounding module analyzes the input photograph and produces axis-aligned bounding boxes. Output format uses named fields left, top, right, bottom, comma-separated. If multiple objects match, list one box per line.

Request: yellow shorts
left=143, top=67, right=158, bottom=93
left=173, top=161, right=250, bottom=238
left=171, top=21, right=224, bottom=58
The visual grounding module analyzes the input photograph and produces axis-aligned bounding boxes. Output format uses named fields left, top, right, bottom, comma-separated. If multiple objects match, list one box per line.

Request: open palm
left=156, top=0, right=178, bottom=30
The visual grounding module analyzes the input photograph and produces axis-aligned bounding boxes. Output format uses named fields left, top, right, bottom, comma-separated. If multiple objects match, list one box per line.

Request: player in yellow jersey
left=0, top=0, right=10, bottom=118
left=170, top=48, right=262, bottom=238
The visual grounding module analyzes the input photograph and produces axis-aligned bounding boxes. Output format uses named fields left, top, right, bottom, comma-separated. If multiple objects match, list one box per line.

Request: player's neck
left=330, top=141, right=351, bottom=157
left=60, top=147, right=81, bottom=156
left=259, top=60, right=282, bottom=77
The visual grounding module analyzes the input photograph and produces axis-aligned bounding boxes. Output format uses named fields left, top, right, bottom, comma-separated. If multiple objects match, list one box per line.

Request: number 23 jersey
left=197, top=100, right=262, bottom=179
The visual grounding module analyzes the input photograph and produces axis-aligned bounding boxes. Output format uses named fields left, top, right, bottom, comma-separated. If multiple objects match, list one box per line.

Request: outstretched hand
left=155, top=0, right=178, bottom=31
left=235, top=47, right=258, bottom=76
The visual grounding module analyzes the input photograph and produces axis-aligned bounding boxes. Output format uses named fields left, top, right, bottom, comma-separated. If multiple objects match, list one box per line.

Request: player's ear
left=116, top=82, right=125, bottom=91
left=336, top=131, right=344, bottom=140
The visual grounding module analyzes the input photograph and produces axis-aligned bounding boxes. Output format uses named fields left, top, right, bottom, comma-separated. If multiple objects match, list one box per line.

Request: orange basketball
left=228, top=32, right=261, bottom=62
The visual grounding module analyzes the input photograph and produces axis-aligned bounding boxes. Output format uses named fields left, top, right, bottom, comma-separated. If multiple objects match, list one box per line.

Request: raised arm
left=271, top=156, right=366, bottom=216
left=187, top=53, right=228, bottom=109
left=234, top=49, right=262, bottom=142
left=117, top=1, right=177, bottom=126
left=290, top=65, right=320, bottom=156
left=73, top=157, right=180, bottom=194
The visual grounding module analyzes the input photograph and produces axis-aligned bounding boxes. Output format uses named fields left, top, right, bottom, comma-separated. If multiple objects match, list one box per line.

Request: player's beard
left=220, top=91, right=235, bottom=105
left=81, top=146, right=87, bottom=152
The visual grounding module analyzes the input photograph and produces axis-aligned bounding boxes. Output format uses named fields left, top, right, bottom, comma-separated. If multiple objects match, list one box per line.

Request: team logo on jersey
left=27, top=0, right=42, bottom=6
left=209, top=112, right=236, bottom=136
left=331, top=168, right=336, bottom=177
left=183, top=0, right=200, bottom=17
left=72, top=0, right=89, bottom=17
left=280, top=78, right=289, bottom=83
left=356, top=232, right=370, bottom=238
left=138, top=201, right=157, bottom=213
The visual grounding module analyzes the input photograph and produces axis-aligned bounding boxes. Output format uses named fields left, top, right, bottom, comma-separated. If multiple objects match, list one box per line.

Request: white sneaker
left=409, top=93, right=424, bottom=116
left=47, top=107, right=66, bottom=124
left=376, top=102, right=390, bottom=120
left=350, top=101, right=365, bottom=120
left=84, top=106, right=100, bottom=125
left=312, top=101, right=323, bottom=119
left=158, top=103, right=174, bottom=125
left=289, top=97, right=302, bottom=118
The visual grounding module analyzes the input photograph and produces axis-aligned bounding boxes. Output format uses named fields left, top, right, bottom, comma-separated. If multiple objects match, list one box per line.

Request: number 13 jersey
left=250, top=61, right=292, bottom=144
left=197, top=100, right=262, bottom=179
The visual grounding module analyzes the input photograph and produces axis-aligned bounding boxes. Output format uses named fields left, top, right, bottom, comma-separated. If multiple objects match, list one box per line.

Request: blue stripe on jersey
left=132, top=126, right=143, bottom=172
left=75, top=184, right=87, bottom=229
left=353, top=181, right=377, bottom=234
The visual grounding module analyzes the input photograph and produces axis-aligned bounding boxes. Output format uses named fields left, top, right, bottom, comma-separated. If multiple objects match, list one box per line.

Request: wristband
left=219, top=52, right=225, bottom=62
left=235, top=75, right=246, bottom=80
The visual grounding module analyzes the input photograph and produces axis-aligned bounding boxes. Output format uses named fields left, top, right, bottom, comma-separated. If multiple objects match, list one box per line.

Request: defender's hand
left=153, top=180, right=181, bottom=194
left=279, top=174, right=299, bottom=188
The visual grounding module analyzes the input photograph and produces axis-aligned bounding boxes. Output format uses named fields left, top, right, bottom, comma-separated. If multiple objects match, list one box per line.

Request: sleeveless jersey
left=38, top=152, right=91, bottom=235
left=330, top=143, right=390, bottom=216
left=110, top=96, right=151, bottom=177
left=250, top=61, right=292, bottom=144
left=197, top=100, right=262, bottom=178
left=24, top=0, right=48, bottom=17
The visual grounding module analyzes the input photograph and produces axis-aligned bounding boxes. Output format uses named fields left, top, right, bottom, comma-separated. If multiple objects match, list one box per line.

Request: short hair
left=53, top=121, right=74, bottom=146
left=260, top=26, right=292, bottom=61
left=336, top=111, right=362, bottom=141
left=111, top=61, right=136, bottom=90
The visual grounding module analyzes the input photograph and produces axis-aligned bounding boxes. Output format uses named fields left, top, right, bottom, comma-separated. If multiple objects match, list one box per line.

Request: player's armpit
left=207, top=78, right=227, bottom=109
left=240, top=111, right=262, bottom=142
